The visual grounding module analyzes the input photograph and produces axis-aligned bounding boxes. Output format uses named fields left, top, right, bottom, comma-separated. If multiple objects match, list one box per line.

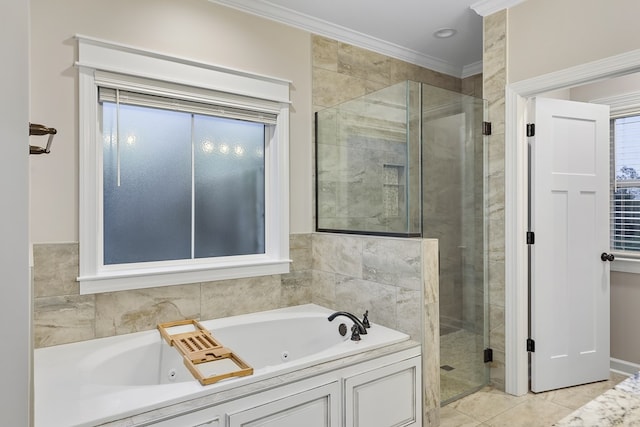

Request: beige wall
left=570, top=72, right=640, bottom=101
left=1, top=1, right=31, bottom=424
left=611, top=272, right=640, bottom=365
left=30, top=0, right=313, bottom=242
left=508, top=0, right=640, bottom=83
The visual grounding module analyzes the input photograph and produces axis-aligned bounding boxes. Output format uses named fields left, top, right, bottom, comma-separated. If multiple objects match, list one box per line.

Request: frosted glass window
left=101, top=100, right=265, bottom=265
left=77, top=40, right=290, bottom=294
left=193, top=115, right=265, bottom=258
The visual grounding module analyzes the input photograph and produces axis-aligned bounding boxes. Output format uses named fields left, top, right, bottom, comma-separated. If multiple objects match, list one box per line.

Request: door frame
left=504, top=48, right=640, bottom=396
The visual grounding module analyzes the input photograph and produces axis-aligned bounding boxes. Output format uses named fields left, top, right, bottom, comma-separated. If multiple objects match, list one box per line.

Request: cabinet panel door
left=344, top=357, right=421, bottom=427
left=228, top=382, right=340, bottom=427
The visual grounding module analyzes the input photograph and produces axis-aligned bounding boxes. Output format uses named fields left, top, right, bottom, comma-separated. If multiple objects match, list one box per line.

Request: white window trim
left=592, top=90, right=640, bottom=274
left=75, top=35, right=291, bottom=294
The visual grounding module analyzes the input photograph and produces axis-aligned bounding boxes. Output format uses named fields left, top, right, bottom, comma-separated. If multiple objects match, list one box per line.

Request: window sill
left=611, top=256, right=640, bottom=274
left=78, top=258, right=291, bottom=294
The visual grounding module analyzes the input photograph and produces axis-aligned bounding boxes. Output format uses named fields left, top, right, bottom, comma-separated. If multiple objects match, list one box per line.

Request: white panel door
left=530, top=97, right=611, bottom=393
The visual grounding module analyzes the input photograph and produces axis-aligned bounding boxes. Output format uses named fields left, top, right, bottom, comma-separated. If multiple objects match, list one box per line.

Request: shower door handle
left=600, top=252, right=615, bottom=262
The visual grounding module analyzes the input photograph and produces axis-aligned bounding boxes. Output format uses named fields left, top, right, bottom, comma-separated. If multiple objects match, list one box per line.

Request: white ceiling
left=208, top=0, right=525, bottom=78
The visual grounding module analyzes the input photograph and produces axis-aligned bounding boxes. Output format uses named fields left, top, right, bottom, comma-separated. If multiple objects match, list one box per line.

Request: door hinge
left=483, top=121, right=492, bottom=136
left=484, top=348, right=493, bottom=363
left=526, top=123, right=535, bottom=137
left=526, top=231, right=535, bottom=245
left=527, top=338, right=535, bottom=352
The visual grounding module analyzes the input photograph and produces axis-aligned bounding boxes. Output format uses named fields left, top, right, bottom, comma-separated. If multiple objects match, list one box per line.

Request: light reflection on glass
left=103, top=133, right=115, bottom=146
left=201, top=139, right=214, bottom=154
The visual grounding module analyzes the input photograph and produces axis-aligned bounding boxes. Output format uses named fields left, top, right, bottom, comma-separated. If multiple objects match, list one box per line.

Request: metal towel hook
left=29, top=122, right=57, bottom=155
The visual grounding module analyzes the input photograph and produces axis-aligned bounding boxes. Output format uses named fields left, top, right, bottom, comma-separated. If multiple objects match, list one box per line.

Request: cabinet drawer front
left=228, top=382, right=340, bottom=427
left=345, top=357, right=421, bottom=427
left=150, top=411, right=221, bottom=427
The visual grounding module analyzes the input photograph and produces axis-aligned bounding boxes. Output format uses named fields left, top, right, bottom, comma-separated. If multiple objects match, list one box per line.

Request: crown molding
left=209, top=0, right=466, bottom=78
left=591, top=90, right=640, bottom=117
left=462, top=60, right=483, bottom=78
left=470, top=0, right=528, bottom=17
left=510, top=48, right=640, bottom=97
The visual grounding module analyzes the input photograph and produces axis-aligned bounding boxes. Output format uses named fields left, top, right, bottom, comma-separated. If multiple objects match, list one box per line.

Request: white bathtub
left=35, top=304, right=410, bottom=426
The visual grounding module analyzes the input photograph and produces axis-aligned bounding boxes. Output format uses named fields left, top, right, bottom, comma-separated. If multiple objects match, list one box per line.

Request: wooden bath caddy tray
left=158, top=319, right=253, bottom=386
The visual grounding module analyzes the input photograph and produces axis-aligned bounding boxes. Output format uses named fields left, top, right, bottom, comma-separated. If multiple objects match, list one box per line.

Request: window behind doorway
left=611, top=114, right=640, bottom=253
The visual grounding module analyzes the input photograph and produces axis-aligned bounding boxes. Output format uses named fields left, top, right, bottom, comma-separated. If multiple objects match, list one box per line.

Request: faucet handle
left=362, top=310, right=371, bottom=329
left=350, top=323, right=362, bottom=341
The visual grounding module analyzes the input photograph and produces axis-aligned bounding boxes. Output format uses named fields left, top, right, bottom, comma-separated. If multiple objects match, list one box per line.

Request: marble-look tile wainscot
left=311, top=233, right=424, bottom=339
left=32, top=234, right=313, bottom=348
left=312, top=35, right=463, bottom=112
left=482, top=9, right=508, bottom=392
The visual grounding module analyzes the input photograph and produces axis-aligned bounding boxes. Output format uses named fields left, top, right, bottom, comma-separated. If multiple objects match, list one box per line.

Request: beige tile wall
left=311, top=233, right=423, bottom=339
left=310, top=34, right=482, bottom=424
left=32, top=232, right=433, bottom=347
left=483, top=10, right=508, bottom=391
left=312, top=35, right=462, bottom=112
left=32, top=234, right=312, bottom=348
left=462, top=73, right=484, bottom=99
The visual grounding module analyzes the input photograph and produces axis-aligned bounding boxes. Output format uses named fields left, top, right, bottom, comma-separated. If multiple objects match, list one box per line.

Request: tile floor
left=440, top=329, right=487, bottom=404
left=440, top=372, right=629, bottom=427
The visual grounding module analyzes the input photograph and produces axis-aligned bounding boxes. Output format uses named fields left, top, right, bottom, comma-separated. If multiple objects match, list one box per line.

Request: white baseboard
left=610, top=358, right=640, bottom=376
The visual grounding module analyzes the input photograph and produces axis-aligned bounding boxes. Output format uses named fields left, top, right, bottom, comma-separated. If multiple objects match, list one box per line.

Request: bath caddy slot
left=157, top=319, right=253, bottom=386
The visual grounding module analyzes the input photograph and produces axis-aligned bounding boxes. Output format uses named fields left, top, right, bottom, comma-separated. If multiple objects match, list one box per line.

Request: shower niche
left=315, top=80, right=490, bottom=404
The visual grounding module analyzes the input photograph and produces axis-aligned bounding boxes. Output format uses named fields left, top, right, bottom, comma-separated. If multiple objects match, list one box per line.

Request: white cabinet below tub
left=344, top=357, right=421, bottom=427
left=224, top=356, right=421, bottom=427
left=124, top=344, right=421, bottom=427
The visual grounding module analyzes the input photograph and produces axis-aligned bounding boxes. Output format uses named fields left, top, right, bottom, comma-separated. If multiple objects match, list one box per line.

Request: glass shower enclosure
left=316, top=81, right=489, bottom=404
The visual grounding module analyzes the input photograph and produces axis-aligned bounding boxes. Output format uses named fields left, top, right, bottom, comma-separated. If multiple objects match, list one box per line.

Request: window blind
left=98, top=87, right=277, bottom=125
left=611, top=115, right=640, bottom=255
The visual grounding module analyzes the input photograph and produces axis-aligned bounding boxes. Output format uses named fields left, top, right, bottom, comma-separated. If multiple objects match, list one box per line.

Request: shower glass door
left=420, top=84, right=489, bottom=404
left=315, top=81, right=421, bottom=237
